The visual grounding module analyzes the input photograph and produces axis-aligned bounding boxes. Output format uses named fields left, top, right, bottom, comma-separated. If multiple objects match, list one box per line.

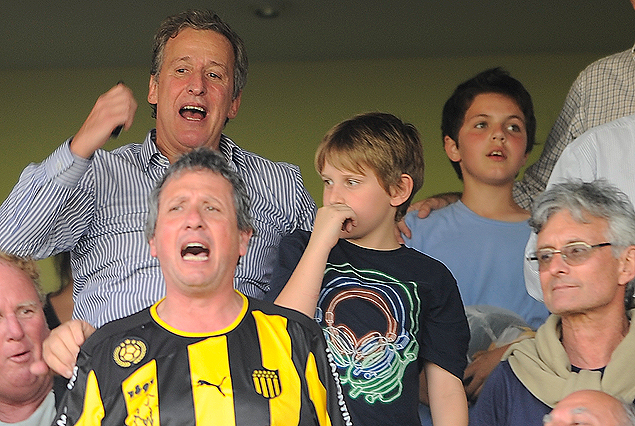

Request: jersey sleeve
left=54, top=350, right=106, bottom=426
left=305, top=320, right=352, bottom=426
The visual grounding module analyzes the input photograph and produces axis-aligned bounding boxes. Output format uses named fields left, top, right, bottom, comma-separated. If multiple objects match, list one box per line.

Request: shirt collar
left=142, top=129, right=170, bottom=172
left=218, top=134, right=243, bottom=172
left=142, top=130, right=240, bottom=171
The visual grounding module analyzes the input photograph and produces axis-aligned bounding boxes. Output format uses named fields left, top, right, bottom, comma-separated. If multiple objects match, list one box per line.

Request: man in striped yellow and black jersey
left=52, top=148, right=350, bottom=426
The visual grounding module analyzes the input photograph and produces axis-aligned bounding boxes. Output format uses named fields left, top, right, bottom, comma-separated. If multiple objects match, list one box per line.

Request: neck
left=157, top=288, right=244, bottom=333
left=560, top=309, right=630, bottom=369
left=460, top=180, right=528, bottom=222
left=345, top=222, right=401, bottom=251
left=0, top=377, right=52, bottom=423
left=154, top=131, right=221, bottom=164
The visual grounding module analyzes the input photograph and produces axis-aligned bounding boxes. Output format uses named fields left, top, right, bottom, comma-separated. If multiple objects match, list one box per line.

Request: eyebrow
left=172, top=56, right=228, bottom=69
left=468, top=113, right=525, bottom=121
left=15, top=301, right=40, bottom=310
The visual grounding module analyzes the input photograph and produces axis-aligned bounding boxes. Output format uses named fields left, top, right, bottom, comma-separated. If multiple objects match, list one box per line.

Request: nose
left=545, top=251, right=570, bottom=276
left=184, top=206, right=205, bottom=229
left=4, top=314, right=25, bottom=341
left=491, top=123, right=506, bottom=142
left=324, top=183, right=345, bottom=205
left=187, top=72, right=206, bottom=96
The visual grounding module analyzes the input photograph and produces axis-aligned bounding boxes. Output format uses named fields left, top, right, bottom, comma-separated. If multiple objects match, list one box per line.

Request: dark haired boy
left=403, top=68, right=549, bottom=406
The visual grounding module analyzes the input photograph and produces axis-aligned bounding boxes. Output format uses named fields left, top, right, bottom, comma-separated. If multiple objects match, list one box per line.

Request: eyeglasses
left=527, top=242, right=612, bottom=270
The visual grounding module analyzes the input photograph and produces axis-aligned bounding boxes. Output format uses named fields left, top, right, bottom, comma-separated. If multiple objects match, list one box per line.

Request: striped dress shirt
left=0, top=130, right=316, bottom=327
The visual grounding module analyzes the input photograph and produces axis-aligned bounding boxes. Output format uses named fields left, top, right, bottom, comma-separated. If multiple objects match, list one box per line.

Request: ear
left=444, top=135, right=461, bottom=162
left=149, top=236, right=158, bottom=258
left=390, top=174, right=414, bottom=207
left=520, top=151, right=530, bottom=168
left=238, top=228, right=252, bottom=257
left=148, top=75, right=158, bottom=105
left=227, top=92, right=242, bottom=120
left=618, top=246, right=635, bottom=286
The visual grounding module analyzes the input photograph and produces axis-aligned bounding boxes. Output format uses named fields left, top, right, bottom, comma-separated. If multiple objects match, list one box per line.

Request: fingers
left=407, top=193, right=462, bottom=219
left=70, top=83, right=138, bottom=159
left=396, top=219, right=410, bottom=240
left=415, top=198, right=445, bottom=219
left=313, top=204, right=357, bottom=247
left=42, top=320, right=95, bottom=378
left=463, top=347, right=506, bottom=403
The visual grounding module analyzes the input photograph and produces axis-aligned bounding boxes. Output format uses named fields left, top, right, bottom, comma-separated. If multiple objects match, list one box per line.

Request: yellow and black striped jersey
left=54, top=293, right=351, bottom=426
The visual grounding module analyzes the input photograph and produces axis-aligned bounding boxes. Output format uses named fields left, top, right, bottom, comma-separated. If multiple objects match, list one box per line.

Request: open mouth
left=181, top=243, right=210, bottom=261
left=179, top=105, right=207, bottom=121
left=487, top=150, right=505, bottom=159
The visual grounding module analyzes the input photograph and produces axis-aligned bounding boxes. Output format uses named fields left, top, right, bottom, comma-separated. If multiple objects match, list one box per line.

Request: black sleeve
left=264, top=229, right=311, bottom=302
left=418, top=259, right=469, bottom=380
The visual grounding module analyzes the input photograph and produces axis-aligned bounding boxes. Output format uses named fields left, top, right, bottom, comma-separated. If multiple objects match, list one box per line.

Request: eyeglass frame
left=527, top=241, right=612, bottom=270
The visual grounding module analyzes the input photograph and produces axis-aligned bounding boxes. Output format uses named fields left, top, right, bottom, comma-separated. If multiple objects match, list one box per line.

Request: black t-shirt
left=269, top=230, right=469, bottom=426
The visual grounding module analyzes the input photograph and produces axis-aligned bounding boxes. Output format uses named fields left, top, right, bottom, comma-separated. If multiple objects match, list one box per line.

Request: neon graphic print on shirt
left=315, top=263, right=421, bottom=404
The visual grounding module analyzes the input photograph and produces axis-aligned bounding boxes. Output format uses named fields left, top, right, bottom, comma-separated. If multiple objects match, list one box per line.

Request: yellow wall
left=0, top=51, right=610, bottom=290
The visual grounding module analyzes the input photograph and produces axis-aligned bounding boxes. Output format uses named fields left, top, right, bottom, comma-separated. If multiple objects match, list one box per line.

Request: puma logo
left=197, top=377, right=226, bottom=396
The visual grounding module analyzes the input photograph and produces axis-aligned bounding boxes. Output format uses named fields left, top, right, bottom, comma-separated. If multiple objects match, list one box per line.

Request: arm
left=463, top=344, right=509, bottom=403
left=0, top=84, right=137, bottom=258
left=513, top=74, right=586, bottom=209
left=275, top=204, right=356, bottom=316
left=425, top=362, right=468, bottom=426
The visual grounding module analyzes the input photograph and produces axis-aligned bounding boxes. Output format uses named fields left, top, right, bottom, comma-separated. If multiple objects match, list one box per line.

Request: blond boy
left=269, top=112, right=469, bottom=426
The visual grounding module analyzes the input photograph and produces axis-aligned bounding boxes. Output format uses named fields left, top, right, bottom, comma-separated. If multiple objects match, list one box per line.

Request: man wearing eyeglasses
left=470, top=180, right=635, bottom=426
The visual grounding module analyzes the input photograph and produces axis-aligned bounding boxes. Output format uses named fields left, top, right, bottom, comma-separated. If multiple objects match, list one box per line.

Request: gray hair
left=542, top=399, right=635, bottom=426
left=623, top=401, right=635, bottom=426
left=530, top=179, right=635, bottom=308
left=145, top=148, right=253, bottom=241
left=150, top=9, right=248, bottom=117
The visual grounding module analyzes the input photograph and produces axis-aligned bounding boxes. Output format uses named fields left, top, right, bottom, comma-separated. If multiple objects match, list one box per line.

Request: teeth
left=181, top=243, right=209, bottom=261
left=182, top=106, right=205, bottom=112
left=490, top=151, right=503, bottom=156
left=180, top=105, right=207, bottom=121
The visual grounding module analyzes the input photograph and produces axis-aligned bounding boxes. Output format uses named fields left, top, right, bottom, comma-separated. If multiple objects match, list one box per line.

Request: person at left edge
left=0, top=253, right=67, bottom=425
left=0, top=9, right=316, bottom=328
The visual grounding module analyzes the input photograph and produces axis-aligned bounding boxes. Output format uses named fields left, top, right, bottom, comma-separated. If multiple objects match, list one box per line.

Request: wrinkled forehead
left=538, top=209, right=607, bottom=242
left=0, top=262, right=41, bottom=308
left=158, top=168, right=234, bottom=206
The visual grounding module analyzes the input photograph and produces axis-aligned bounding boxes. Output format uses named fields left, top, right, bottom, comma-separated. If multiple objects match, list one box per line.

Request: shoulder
left=564, top=113, right=635, bottom=155
left=247, top=297, right=323, bottom=335
left=81, top=309, right=153, bottom=354
left=405, top=202, right=470, bottom=232
left=471, top=361, right=548, bottom=426
left=227, top=140, right=303, bottom=180
left=398, top=245, right=455, bottom=276
left=572, top=48, right=634, bottom=90
left=280, top=229, right=312, bottom=249
left=585, top=48, right=633, bottom=70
